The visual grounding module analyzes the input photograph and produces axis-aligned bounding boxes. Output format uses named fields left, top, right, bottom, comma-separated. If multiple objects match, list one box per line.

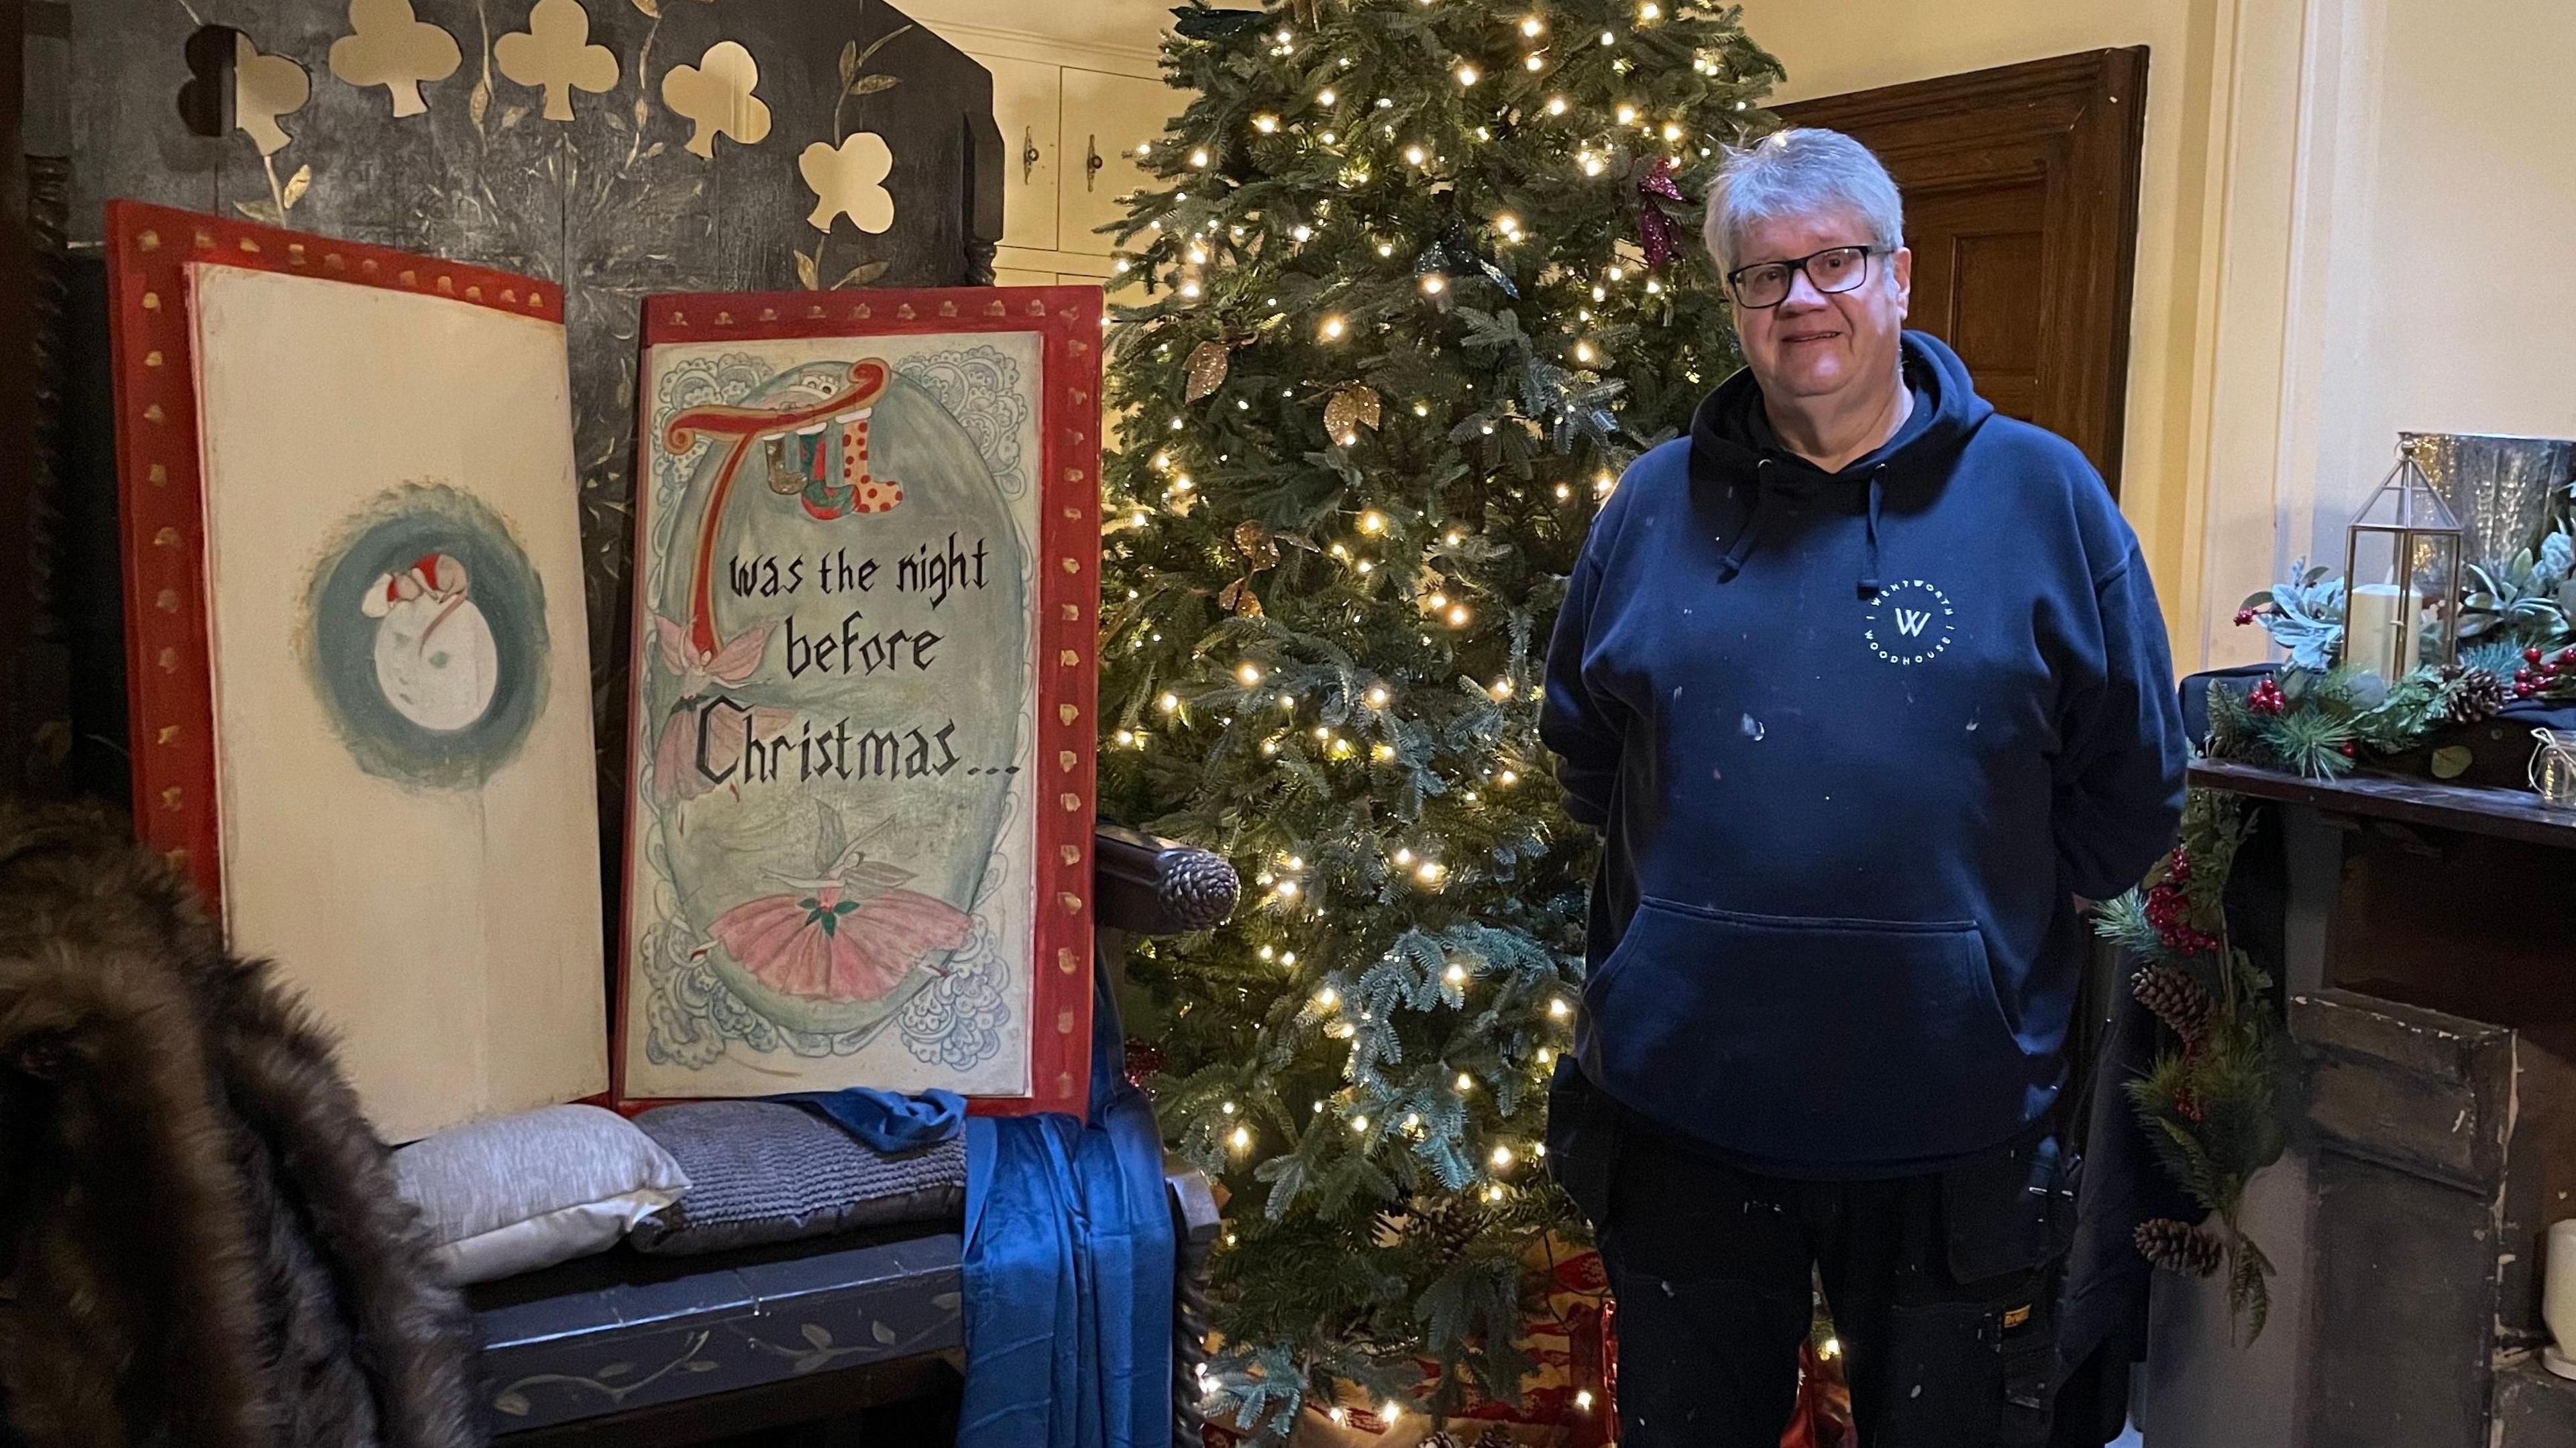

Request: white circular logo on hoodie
left=1865, top=578, right=1955, bottom=666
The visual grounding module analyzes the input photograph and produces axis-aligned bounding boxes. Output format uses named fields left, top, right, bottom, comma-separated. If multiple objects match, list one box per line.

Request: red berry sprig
left=2515, top=647, right=2576, bottom=699
left=2247, top=677, right=2286, bottom=716
left=2173, top=1082, right=2207, bottom=1123
left=2143, top=878, right=2220, bottom=956
left=2235, top=607, right=2259, bottom=627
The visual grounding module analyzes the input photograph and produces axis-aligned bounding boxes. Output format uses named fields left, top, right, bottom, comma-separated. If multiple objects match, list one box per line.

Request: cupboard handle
left=1085, top=135, right=1104, bottom=191
left=1021, top=127, right=1040, bottom=182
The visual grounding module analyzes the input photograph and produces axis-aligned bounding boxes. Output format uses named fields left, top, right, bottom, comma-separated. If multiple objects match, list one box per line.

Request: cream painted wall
left=2198, top=0, right=2576, bottom=669
left=928, top=0, right=2576, bottom=679
left=1740, top=0, right=2576, bottom=675
left=1736, top=0, right=2231, bottom=663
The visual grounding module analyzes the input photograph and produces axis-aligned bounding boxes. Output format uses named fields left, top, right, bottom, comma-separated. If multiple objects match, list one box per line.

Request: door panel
left=1778, top=49, right=2147, bottom=492
left=1059, top=68, right=1171, bottom=256
left=980, top=54, right=1063, bottom=252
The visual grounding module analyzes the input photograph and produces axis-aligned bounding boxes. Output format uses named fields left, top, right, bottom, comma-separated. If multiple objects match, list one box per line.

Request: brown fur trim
left=0, top=803, right=481, bottom=1448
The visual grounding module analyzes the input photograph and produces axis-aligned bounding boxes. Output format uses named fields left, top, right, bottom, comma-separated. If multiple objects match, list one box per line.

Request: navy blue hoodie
left=1540, top=332, right=2188, bottom=1177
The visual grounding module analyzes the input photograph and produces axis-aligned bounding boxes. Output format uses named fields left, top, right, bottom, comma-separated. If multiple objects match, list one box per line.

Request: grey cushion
left=624, top=1100, right=967, bottom=1257
left=392, top=1104, right=691, bottom=1284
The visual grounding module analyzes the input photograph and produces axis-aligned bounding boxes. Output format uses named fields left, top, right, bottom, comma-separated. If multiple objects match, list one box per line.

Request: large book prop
left=105, top=202, right=606, bottom=1142
left=618, top=290, right=1104, bottom=1115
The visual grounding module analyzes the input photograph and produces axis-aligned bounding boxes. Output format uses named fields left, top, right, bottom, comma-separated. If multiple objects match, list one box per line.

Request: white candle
left=2346, top=582, right=2421, bottom=677
left=2548, top=1219, right=2576, bottom=1378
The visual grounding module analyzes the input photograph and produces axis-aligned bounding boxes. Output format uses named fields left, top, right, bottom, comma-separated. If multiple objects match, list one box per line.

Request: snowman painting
left=360, top=552, right=499, bottom=732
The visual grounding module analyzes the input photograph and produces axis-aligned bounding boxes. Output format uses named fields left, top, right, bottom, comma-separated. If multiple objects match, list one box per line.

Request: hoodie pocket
left=1582, top=897, right=2029, bottom=1166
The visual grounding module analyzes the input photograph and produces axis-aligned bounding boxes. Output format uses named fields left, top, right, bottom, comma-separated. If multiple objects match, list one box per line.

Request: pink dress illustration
left=706, top=822, right=973, bottom=1003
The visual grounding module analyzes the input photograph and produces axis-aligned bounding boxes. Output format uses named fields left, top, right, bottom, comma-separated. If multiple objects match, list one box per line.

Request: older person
left=1540, top=128, right=2187, bottom=1445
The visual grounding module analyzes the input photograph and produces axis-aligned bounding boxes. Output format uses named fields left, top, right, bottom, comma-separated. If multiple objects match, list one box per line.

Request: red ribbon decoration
left=1637, top=156, right=1686, bottom=269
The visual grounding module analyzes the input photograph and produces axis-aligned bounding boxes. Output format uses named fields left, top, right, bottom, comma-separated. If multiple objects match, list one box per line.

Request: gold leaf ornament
left=1323, top=384, right=1381, bottom=443
left=1217, top=520, right=1280, bottom=616
left=1233, top=520, right=1281, bottom=570
left=1183, top=340, right=1230, bottom=402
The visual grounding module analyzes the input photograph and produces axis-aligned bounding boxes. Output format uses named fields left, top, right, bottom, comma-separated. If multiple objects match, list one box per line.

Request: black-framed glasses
left=1724, top=245, right=1885, bottom=309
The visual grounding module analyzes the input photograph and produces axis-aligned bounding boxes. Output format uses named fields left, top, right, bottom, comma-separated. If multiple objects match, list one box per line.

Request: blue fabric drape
left=956, top=968, right=1175, bottom=1447
left=771, top=1086, right=967, bottom=1152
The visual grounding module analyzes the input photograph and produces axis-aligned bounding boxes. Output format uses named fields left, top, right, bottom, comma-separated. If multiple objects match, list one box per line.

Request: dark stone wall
left=34, top=0, right=1002, bottom=897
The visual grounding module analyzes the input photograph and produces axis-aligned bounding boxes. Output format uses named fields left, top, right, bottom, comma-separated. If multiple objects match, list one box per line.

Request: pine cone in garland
left=2135, top=1218, right=2225, bottom=1277
left=2438, top=665, right=2509, bottom=725
left=2131, top=963, right=2216, bottom=1044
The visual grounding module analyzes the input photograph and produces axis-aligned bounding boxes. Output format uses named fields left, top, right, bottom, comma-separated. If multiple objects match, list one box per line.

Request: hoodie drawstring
left=1858, top=464, right=1886, bottom=599
left=1719, top=457, right=1889, bottom=591
left=1717, top=459, right=1771, bottom=582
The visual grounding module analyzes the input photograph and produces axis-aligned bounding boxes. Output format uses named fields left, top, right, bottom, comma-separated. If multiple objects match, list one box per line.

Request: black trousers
left=1547, top=1062, right=2067, bottom=1448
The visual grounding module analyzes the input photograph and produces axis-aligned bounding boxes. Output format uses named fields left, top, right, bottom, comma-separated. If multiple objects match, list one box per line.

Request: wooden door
left=1777, top=49, right=2147, bottom=492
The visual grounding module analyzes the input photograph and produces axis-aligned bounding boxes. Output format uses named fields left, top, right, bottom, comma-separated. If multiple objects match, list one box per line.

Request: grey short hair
left=1702, top=127, right=1906, bottom=280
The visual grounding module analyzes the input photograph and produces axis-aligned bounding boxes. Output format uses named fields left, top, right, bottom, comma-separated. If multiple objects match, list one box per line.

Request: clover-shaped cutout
left=494, top=0, right=619, bottom=123
left=329, top=0, right=461, bottom=117
left=662, top=41, right=771, bottom=158
left=232, top=32, right=311, bottom=156
left=800, top=132, right=896, bottom=234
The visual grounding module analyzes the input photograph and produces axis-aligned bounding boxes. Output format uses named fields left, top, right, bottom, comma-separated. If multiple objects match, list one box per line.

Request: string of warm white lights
left=1090, top=0, right=1774, bottom=1429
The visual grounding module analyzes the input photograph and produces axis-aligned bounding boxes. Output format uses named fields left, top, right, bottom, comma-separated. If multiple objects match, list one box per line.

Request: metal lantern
left=2339, top=439, right=2467, bottom=679
left=2394, top=431, right=2575, bottom=577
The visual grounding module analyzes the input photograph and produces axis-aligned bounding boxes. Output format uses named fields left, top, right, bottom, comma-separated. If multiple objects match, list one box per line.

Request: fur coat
left=0, top=802, right=481, bottom=1448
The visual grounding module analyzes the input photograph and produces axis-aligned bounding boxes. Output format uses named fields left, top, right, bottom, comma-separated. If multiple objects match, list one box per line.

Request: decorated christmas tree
left=1093, top=1, right=1780, bottom=1435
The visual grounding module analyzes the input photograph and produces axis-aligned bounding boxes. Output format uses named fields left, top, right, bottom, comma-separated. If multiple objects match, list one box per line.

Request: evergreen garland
left=2095, top=788, right=2288, bottom=1341
left=2125, top=541, right=2576, bottom=1345
left=1092, top=0, right=1781, bottom=1433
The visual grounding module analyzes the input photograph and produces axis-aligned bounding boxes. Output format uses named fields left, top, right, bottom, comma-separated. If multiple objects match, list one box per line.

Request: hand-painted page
left=621, top=291, right=1099, bottom=1111
left=190, top=262, right=606, bottom=1143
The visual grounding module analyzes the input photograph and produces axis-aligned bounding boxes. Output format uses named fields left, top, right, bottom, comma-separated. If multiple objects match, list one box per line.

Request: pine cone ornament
left=1159, top=849, right=1242, bottom=930
left=2438, top=665, right=2509, bottom=724
left=2135, top=1218, right=2224, bottom=1278
left=2131, top=963, right=2216, bottom=1044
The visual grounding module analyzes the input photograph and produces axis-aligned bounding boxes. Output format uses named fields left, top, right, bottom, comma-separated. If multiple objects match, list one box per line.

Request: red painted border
left=103, top=201, right=564, bottom=921
left=614, top=286, right=1105, bottom=1120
